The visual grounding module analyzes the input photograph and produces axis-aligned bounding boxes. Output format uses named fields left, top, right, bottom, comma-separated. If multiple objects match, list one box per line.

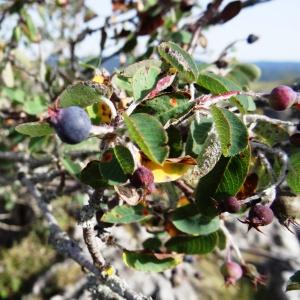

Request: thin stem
left=220, top=221, right=245, bottom=265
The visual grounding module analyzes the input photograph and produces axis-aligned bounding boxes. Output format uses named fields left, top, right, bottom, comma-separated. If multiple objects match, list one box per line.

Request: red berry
left=222, top=196, right=241, bottom=213
left=221, top=261, right=243, bottom=285
left=268, top=85, right=296, bottom=111
left=129, top=166, right=155, bottom=191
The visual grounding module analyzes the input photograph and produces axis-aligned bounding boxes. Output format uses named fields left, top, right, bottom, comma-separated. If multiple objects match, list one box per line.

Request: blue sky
left=85, top=0, right=300, bottom=62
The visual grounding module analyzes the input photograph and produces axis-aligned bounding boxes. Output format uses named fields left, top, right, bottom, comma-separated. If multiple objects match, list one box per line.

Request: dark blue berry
left=247, top=34, right=259, bottom=44
left=49, top=106, right=91, bottom=144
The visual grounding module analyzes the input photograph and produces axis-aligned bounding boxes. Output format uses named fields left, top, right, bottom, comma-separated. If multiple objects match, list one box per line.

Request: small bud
left=268, top=85, right=296, bottom=111
left=241, top=205, right=274, bottom=232
left=221, top=261, right=243, bottom=285
left=247, top=34, right=259, bottom=44
left=221, top=196, right=241, bottom=213
left=129, top=166, right=155, bottom=191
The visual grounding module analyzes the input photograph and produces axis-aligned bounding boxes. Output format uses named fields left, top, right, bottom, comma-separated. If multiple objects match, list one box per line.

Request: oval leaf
left=60, top=82, right=112, bottom=108
left=211, top=106, right=248, bottom=157
left=158, top=42, right=198, bottom=83
left=132, top=66, right=160, bottom=101
left=137, top=93, right=194, bottom=125
left=198, top=72, right=255, bottom=111
left=171, top=204, right=220, bottom=235
left=101, top=204, right=151, bottom=224
left=100, top=146, right=134, bottom=185
left=122, top=251, right=181, bottom=272
left=80, top=161, right=107, bottom=189
left=120, top=59, right=162, bottom=77
left=195, top=146, right=250, bottom=215
left=165, top=233, right=218, bottom=254
left=15, top=122, right=53, bottom=137
left=124, top=113, right=169, bottom=165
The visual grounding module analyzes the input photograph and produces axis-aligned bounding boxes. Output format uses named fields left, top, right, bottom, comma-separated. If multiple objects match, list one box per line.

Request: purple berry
left=49, top=106, right=91, bottom=144
left=222, top=196, right=241, bottom=213
left=242, top=205, right=274, bottom=232
left=130, top=166, right=154, bottom=191
left=268, top=85, right=296, bottom=111
left=221, top=261, right=243, bottom=285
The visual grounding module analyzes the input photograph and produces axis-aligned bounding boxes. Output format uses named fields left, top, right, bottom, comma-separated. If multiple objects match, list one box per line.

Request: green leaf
left=170, top=31, right=192, bottom=44
left=132, top=66, right=160, bottom=101
left=15, top=122, right=53, bottom=137
left=158, top=42, right=198, bottom=83
left=197, top=72, right=256, bottom=112
left=99, top=146, right=134, bottom=185
left=122, top=251, right=181, bottom=272
left=287, top=152, right=300, bottom=194
left=121, top=59, right=162, bottom=77
left=195, top=146, right=250, bottom=215
left=1, top=62, right=14, bottom=88
left=142, top=238, right=162, bottom=251
left=229, top=63, right=261, bottom=83
left=167, top=126, right=183, bottom=158
left=165, top=232, right=218, bottom=254
left=186, top=117, right=213, bottom=156
left=80, top=161, right=107, bottom=189
left=124, top=113, right=169, bottom=165
left=253, top=120, right=289, bottom=146
left=101, top=204, right=151, bottom=224
left=137, top=93, right=193, bottom=125
left=112, top=75, right=133, bottom=94
left=197, top=133, right=222, bottom=178
left=211, top=106, right=248, bottom=157
left=171, top=204, right=220, bottom=235
left=61, top=157, right=81, bottom=176
left=286, top=271, right=300, bottom=291
left=2, top=87, right=26, bottom=103
left=59, top=82, right=112, bottom=108
left=227, top=69, right=251, bottom=87
left=216, top=230, right=227, bottom=250
left=24, top=96, right=48, bottom=116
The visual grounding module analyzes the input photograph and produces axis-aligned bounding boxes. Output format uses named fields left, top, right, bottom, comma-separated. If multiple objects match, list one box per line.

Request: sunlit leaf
left=124, top=113, right=169, bottom=165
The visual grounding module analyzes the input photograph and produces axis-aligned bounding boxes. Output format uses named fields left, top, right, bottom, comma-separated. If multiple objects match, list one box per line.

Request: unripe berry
left=222, top=196, right=241, bottom=213
left=48, top=106, right=91, bottom=144
left=268, top=85, right=296, bottom=111
left=243, top=204, right=274, bottom=232
left=129, top=166, right=155, bottom=191
left=221, top=261, right=243, bottom=285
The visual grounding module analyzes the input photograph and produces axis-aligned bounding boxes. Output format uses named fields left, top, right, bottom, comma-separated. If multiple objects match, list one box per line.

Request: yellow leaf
left=142, top=157, right=195, bottom=183
left=98, top=101, right=113, bottom=123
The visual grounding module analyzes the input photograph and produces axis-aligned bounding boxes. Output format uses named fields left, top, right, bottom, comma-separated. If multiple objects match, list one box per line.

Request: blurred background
left=0, top=1, right=300, bottom=299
